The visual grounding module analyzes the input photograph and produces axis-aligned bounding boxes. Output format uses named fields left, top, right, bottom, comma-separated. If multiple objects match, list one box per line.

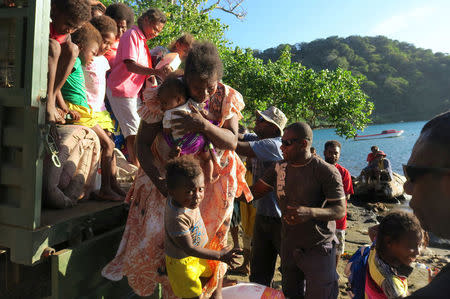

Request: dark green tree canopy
left=256, top=35, right=450, bottom=123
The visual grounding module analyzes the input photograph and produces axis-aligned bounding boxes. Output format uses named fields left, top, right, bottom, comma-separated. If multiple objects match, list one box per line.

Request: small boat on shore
left=354, top=129, right=404, bottom=141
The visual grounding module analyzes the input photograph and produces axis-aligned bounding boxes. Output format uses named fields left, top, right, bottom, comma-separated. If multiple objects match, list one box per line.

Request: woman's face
left=115, top=19, right=128, bottom=39
left=186, top=74, right=218, bottom=103
left=141, top=19, right=164, bottom=40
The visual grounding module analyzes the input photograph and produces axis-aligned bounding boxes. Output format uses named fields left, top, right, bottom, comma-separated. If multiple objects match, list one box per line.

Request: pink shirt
left=107, top=26, right=152, bottom=98
left=83, top=55, right=110, bottom=112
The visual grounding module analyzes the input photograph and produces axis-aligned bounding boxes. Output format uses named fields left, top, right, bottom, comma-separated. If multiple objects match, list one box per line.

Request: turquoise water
left=312, top=121, right=426, bottom=176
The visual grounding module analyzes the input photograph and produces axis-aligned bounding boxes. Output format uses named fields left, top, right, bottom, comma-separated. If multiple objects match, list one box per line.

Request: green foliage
left=257, top=35, right=450, bottom=122
left=100, top=1, right=374, bottom=138
left=223, top=46, right=374, bottom=138
left=100, top=0, right=229, bottom=51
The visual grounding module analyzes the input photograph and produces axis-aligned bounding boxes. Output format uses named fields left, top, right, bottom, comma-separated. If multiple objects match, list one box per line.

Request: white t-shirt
left=83, top=56, right=110, bottom=112
left=163, top=99, right=204, bottom=140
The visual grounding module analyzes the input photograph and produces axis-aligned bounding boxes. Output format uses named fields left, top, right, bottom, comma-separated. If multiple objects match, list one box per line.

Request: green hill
left=254, top=36, right=450, bottom=123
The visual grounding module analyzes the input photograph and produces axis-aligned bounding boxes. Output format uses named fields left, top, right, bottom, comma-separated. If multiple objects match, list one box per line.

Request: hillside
left=254, top=36, right=450, bottom=123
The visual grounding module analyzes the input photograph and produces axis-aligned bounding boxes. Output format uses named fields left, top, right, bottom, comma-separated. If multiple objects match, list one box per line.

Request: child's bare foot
left=96, top=188, right=124, bottom=202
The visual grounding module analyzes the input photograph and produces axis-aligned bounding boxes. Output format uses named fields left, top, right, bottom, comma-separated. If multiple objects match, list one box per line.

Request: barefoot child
left=158, top=76, right=217, bottom=183
left=164, top=156, right=242, bottom=299
left=365, top=211, right=423, bottom=298
left=61, top=23, right=124, bottom=201
left=48, top=0, right=91, bottom=124
left=84, top=15, right=117, bottom=134
left=104, top=3, right=135, bottom=68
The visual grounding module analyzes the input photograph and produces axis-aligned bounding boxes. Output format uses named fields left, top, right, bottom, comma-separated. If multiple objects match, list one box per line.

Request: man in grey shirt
left=250, top=122, right=345, bottom=299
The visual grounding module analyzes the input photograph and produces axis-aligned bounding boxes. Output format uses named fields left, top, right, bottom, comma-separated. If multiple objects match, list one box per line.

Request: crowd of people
left=47, top=1, right=450, bottom=298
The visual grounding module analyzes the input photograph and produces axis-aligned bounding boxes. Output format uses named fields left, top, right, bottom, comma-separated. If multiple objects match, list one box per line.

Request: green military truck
left=0, top=2, right=156, bottom=298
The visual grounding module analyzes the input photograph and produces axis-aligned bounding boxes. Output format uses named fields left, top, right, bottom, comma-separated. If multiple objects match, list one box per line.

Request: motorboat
left=354, top=129, right=404, bottom=141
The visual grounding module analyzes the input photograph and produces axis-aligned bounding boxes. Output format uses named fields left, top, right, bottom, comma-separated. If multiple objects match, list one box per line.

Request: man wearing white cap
left=236, top=106, right=287, bottom=287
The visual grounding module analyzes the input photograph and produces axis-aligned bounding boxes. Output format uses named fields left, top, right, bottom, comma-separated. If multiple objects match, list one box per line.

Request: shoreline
left=226, top=198, right=450, bottom=298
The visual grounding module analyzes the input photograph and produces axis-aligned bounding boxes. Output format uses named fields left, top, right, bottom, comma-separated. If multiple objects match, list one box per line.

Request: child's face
left=170, top=175, right=205, bottom=210
left=80, top=42, right=99, bottom=66
left=174, top=43, right=189, bottom=60
left=51, top=6, right=85, bottom=35
left=115, top=19, right=128, bottom=39
left=98, top=32, right=116, bottom=56
left=160, top=92, right=186, bottom=112
left=388, top=231, right=422, bottom=266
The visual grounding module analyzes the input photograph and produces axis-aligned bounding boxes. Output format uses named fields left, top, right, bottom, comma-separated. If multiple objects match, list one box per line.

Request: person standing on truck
left=106, top=8, right=168, bottom=167
left=61, top=22, right=124, bottom=201
left=47, top=0, right=92, bottom=125
left=104, top=3, right=135, bottom=68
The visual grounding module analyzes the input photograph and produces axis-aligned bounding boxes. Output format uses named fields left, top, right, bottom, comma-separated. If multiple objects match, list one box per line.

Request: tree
left=100, top=1, right=375, bottom=137
left=101, top=0, right=246, bottom=19
left=256, top=35, right=450, bottom=122
left=224, top=46, right=374, bottom=138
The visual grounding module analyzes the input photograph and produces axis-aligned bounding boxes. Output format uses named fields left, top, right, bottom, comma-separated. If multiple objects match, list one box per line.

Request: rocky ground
left=226, top=198, right=450, bottom=298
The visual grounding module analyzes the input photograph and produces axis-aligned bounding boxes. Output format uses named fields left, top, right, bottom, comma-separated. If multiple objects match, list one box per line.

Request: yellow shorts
left=65, top=102, right=97, bottom=128
left=92, top=110, right=114, bottom=133
left=165, top=255, right=213, bottom=298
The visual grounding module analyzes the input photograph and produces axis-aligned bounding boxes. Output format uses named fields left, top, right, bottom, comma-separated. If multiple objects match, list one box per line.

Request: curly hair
left=53, top=0, right=91, bottom=25
left=324, top=140, right=341, bottom=150
left=90, top=15, right=117, bottom=36
left=91, top=4, right=105, bottom=17
left=169, top=33, right=196, bottom=53
left=138, top=8, right=167, bottom=27
left=105, top=3, right=135, bottom=27
left=158, top=75, right=186, bottom=103
left=71, top=22, right=102, bottom=50
left=376, top=211, right=423, bottom=257
left=184, top=41, right=223, bottom=82
left=166, top=156, right=203, bottom=190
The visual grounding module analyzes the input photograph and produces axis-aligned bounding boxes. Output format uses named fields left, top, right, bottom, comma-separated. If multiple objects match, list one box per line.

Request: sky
left=210, top=0, right=450, bottom=53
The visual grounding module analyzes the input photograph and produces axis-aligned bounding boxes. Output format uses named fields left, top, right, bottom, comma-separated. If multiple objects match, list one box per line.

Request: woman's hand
left=171, top=104, right=208, bottom=135
left=153, top=176, right=168, bottom=197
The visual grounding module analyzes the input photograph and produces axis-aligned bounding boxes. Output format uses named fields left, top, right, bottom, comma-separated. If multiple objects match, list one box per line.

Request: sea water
left=315, top=121, right=450, bottom=245
left=312, top=121, right=426, bottom=177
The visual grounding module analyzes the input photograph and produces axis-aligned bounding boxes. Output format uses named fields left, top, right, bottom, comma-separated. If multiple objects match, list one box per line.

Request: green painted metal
left=0, top=3, right=159, bottom=298
left=0, top=1, right=48, bottom=230
left=50, top=226, right=162, bottom=299
left=0, top=202, right=127, bottom=265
